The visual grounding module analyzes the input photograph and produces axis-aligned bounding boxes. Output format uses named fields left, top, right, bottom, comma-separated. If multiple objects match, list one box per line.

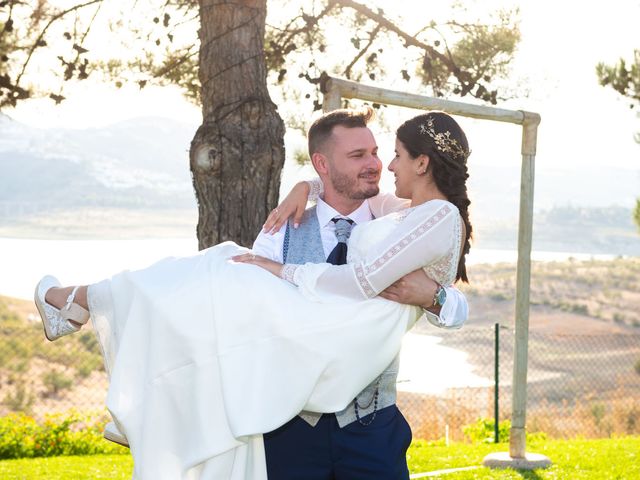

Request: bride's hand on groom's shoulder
left=262, top=181, right=310, bottom=234
left=231, top=253, right=284, bottom=278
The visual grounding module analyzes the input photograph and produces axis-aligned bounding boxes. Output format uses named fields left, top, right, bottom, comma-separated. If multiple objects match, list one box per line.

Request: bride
left=34, top=111, right=472, bottom=479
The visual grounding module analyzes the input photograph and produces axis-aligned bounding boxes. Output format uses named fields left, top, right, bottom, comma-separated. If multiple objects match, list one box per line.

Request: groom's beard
left=330, top=168, right=380, bottom=200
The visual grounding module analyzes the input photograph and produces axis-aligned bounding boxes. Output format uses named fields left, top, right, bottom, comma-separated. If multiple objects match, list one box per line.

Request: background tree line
left=597, top=49, right=640, bottom=232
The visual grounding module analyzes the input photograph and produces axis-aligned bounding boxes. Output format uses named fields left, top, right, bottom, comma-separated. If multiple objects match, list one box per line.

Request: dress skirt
left=88, top=242, right=419, bottom=479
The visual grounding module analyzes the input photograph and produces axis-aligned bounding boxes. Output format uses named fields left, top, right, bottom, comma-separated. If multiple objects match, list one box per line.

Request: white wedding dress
left=89, top=199, right=462, bottom=480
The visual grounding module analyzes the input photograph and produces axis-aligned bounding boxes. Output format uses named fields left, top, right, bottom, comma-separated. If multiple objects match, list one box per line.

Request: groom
left=252, top=107, right=468, bottom=479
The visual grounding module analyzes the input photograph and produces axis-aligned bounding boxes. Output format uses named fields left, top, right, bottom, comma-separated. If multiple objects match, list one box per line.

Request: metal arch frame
left=321, top=76, right=541, bottom=459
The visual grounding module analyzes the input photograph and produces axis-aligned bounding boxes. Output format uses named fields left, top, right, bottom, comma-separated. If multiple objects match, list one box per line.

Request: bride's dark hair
left=396, top=111, right=473, bottom=283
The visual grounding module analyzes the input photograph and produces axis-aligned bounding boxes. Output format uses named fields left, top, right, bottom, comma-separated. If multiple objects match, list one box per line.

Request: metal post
left=494, top=322, right=500, bottom=443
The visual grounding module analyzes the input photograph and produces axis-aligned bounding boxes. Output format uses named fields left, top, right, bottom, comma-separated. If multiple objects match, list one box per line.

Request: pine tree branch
left=343, top=24, right=381, bottom=79
left=332, top=0, right=462, bottom=77
left=15, top=0, right=103, bottom=88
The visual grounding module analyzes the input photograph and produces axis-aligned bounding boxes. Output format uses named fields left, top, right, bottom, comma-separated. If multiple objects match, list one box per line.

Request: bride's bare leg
left=35, top=276, right=91, bottom=341
left=45, top=286, right=89, bottom=310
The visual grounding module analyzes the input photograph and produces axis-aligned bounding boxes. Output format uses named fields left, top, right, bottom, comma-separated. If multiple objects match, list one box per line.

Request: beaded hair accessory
left=419, top=116, right=470, bottom=161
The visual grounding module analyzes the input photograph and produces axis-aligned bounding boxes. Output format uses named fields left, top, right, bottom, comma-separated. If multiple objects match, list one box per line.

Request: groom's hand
left=379, top=269, right=440, bottom=313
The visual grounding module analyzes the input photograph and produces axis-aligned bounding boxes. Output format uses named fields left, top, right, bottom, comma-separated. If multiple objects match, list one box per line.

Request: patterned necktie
left=326, top=217, right=354, bottom=265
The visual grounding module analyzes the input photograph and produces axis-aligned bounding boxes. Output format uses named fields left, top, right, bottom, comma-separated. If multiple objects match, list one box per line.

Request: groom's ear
left=311, top=152, right=329, bottom=175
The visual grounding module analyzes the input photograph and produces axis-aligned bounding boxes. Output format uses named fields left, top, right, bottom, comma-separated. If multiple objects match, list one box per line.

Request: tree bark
left=191, top=0, right=285, bottom=249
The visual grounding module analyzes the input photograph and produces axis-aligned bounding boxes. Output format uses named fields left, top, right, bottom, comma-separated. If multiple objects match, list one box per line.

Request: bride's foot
left=34, top=276, right=90, bottom=341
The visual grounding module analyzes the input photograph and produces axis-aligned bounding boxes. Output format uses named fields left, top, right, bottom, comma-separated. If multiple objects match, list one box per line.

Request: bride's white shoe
left=104, top=421, right=130, bottom=448
left=34, top=275, right=90, bottom=341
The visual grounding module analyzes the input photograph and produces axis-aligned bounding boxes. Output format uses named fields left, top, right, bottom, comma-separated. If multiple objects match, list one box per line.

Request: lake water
left=0, top=236, right=616, bottom=301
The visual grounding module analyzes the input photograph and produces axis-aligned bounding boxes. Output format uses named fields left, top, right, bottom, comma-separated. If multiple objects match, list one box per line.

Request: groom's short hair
left=308, top=106, right=375, bottom=157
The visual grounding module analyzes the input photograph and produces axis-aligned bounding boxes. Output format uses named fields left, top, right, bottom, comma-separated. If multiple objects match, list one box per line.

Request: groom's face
left=324, top=126, right=382, bottom=200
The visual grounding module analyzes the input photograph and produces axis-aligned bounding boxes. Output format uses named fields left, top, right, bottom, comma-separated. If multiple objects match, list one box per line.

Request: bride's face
left=325, top=126, right=382, bottom=200
left=388, top=138, right=419, bottom=199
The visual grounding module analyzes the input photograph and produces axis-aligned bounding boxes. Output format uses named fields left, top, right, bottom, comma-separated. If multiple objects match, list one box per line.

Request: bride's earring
left=416, top=155, right=430, bottom=175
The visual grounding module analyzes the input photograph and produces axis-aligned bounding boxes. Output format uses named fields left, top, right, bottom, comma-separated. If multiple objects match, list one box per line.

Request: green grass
left=0, top=454, right=133, bottom=480
left=408, top=436, right=640, bottom=478
left=0, top=437, right=638, bottom=479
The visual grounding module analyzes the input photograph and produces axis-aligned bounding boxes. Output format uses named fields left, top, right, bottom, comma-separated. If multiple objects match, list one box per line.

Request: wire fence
left=2, top=313, right=640, bottom=441
left=398, top=321, right=640, bottom=441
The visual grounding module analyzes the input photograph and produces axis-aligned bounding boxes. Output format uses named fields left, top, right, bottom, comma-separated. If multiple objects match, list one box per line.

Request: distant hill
left=1, top=114, right=639, bottom=254
left=0, top=114, right=196, bottom=213
left=475, top=204, right=640, bottom=256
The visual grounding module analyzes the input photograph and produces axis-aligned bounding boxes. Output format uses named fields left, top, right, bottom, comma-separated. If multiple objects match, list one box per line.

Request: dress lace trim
left=393, top=206, right=416, bottom=222
left=307, top=178, right=324, bottom=202
left=423, top=213, right=462, bottom=287
left=281, top=264, right=299, bottom=285
left=354, top=264, right=376, bottom=298
left=355, top=204, right=452, bottom=298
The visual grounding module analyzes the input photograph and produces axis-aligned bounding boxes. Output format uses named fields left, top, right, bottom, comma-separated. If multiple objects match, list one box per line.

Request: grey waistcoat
left=284, top=206, right=400, bottom=428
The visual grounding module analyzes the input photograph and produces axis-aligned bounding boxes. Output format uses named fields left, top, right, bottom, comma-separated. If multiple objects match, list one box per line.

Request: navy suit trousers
left=263, top=405, right=412, bottom=480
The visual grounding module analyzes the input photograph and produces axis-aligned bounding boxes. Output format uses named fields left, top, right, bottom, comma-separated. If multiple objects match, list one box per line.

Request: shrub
left=462, top=418, right=547, bottom=444
left=76, top=363, right=94, bottom=379
left=7, top=358, right=29, bottom=373
left=591, top=403, right=606, bottom=426
left=613, top=313, right=625, bottom=324
left=571, top=304, right=589, bottom=315
left=490, top=292, right=511, bottom=301
left=42, top=370, right=73, bottom=396
left=78, top=331, right=100, bottom=355
left=0, top=411, right=128, bottom=459
left=612, top=400, right=640, bottom=434
left=2, top=378, right=34, bottom=413
left=635, top=358, right=640, bottom=376
left=463, top=418, right=512, bottom=443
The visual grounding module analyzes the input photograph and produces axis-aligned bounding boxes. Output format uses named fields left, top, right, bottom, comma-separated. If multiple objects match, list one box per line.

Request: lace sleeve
left=280, top=264, right=299, bottom=284
left=290, top=200, right=461, bottom=302
left=306, top=178, right=324, bottom=203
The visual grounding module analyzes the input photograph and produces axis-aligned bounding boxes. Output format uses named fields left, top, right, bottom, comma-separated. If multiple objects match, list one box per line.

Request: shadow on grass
left=516, top=470, right=543, bottom=480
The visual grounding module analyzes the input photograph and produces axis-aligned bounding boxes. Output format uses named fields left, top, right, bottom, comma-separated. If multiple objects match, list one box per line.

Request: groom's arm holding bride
left=252, top=178, right=468, bottom=330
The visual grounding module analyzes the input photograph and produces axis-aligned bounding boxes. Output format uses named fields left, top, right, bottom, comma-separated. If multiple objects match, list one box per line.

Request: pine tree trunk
left=191, top=0, right=285, bottom=249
